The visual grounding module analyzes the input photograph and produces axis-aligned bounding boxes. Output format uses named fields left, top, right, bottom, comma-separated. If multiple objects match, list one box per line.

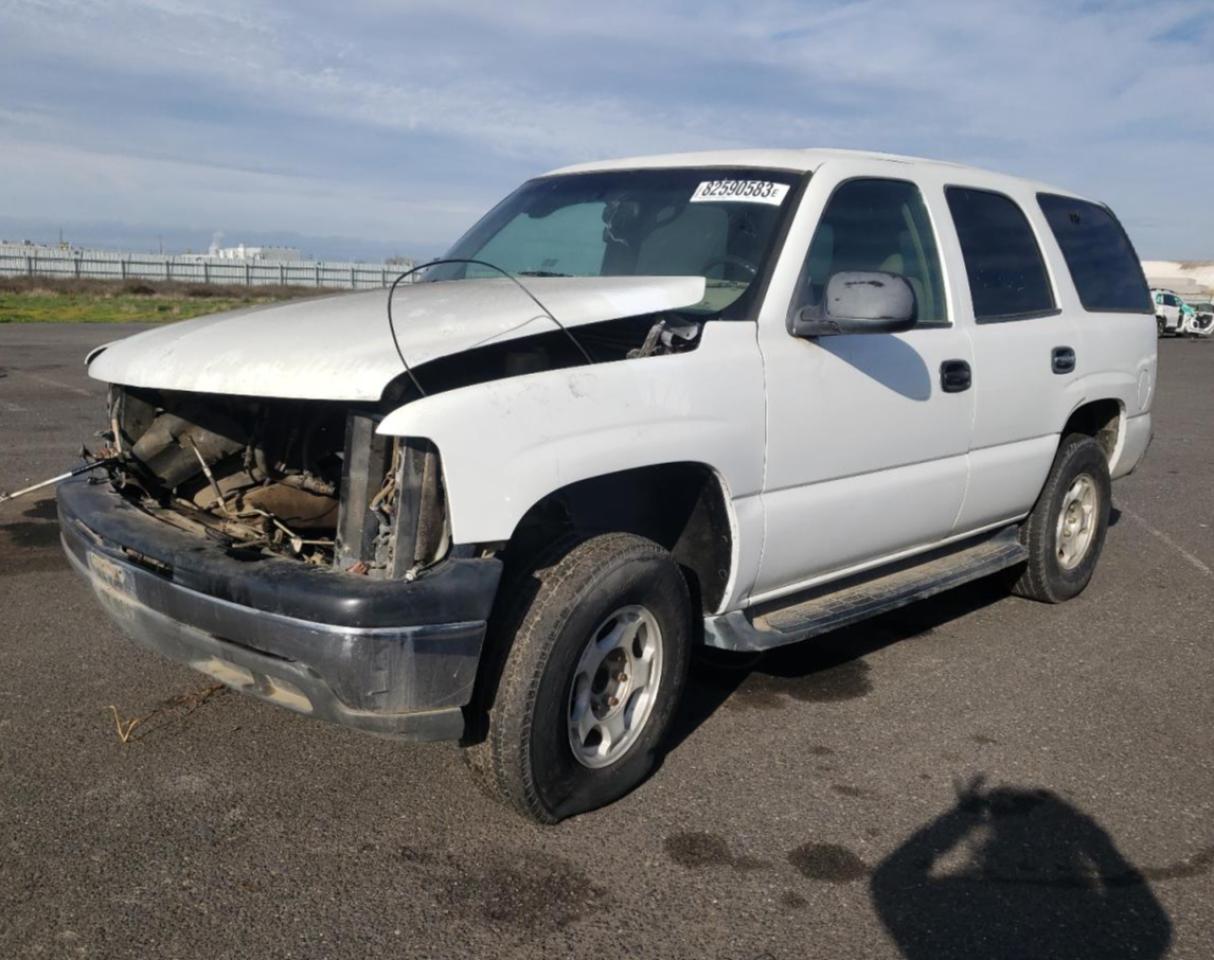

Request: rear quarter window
left=1037, top=194, right=1152, bottom=314
left=945, top=187, right=1056, bottom=322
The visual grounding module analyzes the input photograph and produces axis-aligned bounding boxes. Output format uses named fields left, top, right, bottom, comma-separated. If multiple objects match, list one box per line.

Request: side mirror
left=789, top=271, right=917, bottom=337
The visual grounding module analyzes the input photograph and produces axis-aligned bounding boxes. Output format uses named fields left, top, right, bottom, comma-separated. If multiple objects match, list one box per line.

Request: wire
left=385, top=258, right=595, bottom=398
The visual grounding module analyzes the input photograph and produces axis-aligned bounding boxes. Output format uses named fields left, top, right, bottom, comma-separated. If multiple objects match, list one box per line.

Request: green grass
left=0, top=291, right=286, bottom=324
left=0, top=277, right=338, bottom=324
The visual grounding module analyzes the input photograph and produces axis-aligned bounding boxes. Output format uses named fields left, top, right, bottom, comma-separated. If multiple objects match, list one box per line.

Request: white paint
left=1110, top=413, right=1152, bottom=480
left=750, top=156, right=975, bottom=596
left=956, top=436, right=1057, bottom=532
left=84, top=147, right=1157, bottom=614
left=86, top=275, right=707, bottom=401
left=378, top=321, right=765, bottom=552
left=378, top=149, right=1155, bottom=606
left=746, top=516, right=1024, bottom=607
left=546, top=148, right=1084, bottom=201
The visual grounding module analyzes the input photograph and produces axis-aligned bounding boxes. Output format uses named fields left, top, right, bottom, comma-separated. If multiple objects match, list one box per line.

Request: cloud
left=1, top=0, right=1211, bottom=256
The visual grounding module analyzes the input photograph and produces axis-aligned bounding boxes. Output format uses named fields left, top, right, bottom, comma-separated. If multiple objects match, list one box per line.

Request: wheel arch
left=1059, top=397, right=1123, bottom=464
left=502, top=461, right=737, bottom=616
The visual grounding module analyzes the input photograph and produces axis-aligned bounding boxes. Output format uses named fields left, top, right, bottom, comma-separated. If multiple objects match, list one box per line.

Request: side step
left=704, top=526, right=1027, bottom=651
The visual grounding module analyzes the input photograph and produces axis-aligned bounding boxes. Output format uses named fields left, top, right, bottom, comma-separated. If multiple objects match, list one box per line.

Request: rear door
left=944, top=185, right=1078, bottom=532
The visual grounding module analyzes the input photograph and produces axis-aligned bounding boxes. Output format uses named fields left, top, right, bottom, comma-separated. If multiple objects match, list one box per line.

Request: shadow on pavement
left=869, top=779, right=1172, bottom=960
left=670, top=575, right=1011, bottom=751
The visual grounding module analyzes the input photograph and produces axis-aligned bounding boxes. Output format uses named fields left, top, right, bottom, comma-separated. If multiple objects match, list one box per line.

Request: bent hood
left=87, top=275, right=707, bottom=402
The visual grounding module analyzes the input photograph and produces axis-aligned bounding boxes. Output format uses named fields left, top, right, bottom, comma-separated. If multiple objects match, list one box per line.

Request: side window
left=1037, top=194, right=1152, bottom=313
left=945, top=187, right=1056, bottom=322
left=797, top=178, right=948, bottom=326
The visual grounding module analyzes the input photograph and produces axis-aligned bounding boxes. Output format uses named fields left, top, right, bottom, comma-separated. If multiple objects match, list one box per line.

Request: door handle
left=940, top=359, right=972, bottom=393
left=1052, top=346, right=1076, bottom=374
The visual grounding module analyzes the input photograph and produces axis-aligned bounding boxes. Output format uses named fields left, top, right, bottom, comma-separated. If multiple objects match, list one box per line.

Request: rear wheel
left=1011, top=434, right=1111, bottom=603
left=464, top=533, right=691, bottom=822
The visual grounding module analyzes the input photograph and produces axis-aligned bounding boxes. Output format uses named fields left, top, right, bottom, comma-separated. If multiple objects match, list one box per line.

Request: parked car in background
left=1152, top=288, right=1185, bottom=336
left=62, top=148, right=1156, bottom=822
left=1181, top=298, right=1213, bottom=337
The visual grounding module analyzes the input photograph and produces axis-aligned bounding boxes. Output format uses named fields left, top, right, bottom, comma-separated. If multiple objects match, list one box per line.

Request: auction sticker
left=690, top=180, right=790, bottom=206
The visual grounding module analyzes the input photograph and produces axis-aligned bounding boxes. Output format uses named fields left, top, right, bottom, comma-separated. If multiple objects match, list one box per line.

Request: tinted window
left=1038, top=194, right=1151, bottom=313
left=946, top=187, right=1055, bottom=321
left=797, top=178, right=948, bottom=325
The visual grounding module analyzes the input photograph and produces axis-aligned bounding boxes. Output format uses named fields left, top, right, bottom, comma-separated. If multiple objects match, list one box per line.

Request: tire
left=463, top=533, right=692, bottom=823
left=1156, top=315, right=1165, bottom=337
left=1011, top=434, right=1111, bottom=603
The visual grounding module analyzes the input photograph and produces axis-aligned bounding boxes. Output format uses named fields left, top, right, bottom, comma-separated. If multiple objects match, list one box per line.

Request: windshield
left=426, top=167, right=801, bottom=315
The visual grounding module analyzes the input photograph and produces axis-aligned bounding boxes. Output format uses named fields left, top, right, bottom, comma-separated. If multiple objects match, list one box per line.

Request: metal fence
left=0, top=250, right=414, bottom=290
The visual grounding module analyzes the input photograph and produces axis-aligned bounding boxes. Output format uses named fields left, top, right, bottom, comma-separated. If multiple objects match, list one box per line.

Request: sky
left=0, top=0, right=1211, bottom=261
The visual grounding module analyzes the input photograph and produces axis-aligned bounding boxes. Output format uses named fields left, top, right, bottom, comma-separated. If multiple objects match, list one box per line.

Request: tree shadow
left=669, top=575, right=1011, bottom=752
left=869, top=779, right=1172, bottom=960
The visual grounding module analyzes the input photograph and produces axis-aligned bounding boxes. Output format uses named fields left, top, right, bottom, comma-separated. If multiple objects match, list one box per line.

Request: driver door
left=752, top=168, right=974, bottom=603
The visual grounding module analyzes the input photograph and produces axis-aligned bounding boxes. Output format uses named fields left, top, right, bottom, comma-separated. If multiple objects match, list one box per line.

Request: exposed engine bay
left=96, top=312, right=701, bottom=576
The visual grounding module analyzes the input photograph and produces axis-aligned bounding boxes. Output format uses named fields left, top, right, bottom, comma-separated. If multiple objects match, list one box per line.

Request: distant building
left=206, top=241, right=302, bottom=262
left=0, top=240, right=80, bottom=257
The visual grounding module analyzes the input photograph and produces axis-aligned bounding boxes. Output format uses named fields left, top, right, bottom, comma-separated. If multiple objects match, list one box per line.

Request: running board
left=703, top=526, right=1027, bottom=651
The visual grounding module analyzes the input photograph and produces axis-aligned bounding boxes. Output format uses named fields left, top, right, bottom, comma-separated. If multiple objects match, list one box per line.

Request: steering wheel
left=700, top=255, right=759, bottom=281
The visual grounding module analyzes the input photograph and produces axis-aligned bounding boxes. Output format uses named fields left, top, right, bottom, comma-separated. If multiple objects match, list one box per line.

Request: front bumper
left=58, top=476, right=502, bottom=740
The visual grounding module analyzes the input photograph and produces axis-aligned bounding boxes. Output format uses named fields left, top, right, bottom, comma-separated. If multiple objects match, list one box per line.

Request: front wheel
left=1011, top=434, right=1111, bottom=603
left=464, top=533, right=691, bottom=822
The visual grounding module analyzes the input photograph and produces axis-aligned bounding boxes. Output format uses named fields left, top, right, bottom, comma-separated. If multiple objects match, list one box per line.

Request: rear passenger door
left=945, top=185, right=1078, bottom=532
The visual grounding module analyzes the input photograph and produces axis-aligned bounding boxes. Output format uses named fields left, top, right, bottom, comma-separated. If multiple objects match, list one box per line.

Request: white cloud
left=1, top=0, right=1211, bottom=254
left=0, top=139, right=486, bottom=244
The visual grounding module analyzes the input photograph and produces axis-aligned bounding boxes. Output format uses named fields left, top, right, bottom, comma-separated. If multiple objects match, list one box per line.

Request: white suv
left=1152, top=288, right=1185, bottom=335
left=63, top=149, right=1157, bottom=822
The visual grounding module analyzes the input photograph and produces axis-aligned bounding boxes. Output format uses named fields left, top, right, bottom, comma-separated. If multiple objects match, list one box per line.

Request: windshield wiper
left=517, top=270, right=571, bottom=278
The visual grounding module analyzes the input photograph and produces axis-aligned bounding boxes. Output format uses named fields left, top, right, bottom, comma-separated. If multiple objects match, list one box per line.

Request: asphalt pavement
left=1, top=323, right=1211, bottom=959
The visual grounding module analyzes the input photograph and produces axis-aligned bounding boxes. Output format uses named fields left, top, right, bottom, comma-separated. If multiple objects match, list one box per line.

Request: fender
left=376, top=322, right=767, bottom=547
left=1060, top=371, right=1138, bottom=424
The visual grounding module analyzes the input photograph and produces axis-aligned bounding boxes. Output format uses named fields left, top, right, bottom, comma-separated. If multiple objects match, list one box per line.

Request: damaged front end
left=102, top=385, right=449, bottom=579
left=60, top=294, right=706, bottom=741
left=58, top=385, right=499, bottom=741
